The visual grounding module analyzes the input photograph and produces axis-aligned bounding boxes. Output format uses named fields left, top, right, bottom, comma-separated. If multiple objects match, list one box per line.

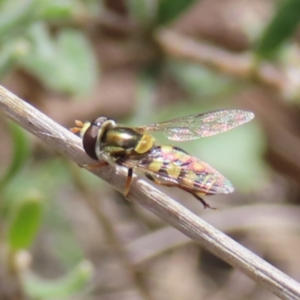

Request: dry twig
left=0, top=85, right=299, bottom=300
left=155, top=29, right=295, bottom=97
left=127, top=204, right=300, bottom=265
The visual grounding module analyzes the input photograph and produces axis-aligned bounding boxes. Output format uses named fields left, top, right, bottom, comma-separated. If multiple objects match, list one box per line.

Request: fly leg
left=123, top=168, right=133, bottom=197
left=80, top=159, right=133, bottom=198
left=79, top=160, right=109, bottom=169
left=145, top=173, right=176, bottom=187
left=188, top=192, right=216, bottom=210
left=146, top=173, right=216, bottom=210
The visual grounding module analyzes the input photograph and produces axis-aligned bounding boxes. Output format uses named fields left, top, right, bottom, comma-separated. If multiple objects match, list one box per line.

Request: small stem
left=155, top=29, right=290, bottom=95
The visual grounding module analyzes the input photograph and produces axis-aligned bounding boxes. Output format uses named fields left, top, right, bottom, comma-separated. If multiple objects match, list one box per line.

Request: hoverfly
left=71, top=109, right=254, bottom=209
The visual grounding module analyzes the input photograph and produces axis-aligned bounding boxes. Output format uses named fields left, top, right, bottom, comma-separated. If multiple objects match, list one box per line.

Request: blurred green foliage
left=0, top=122, right=30, bottom=188
left=0, top=0, right=98, bottom=95
left=255, top=0, right=300, bottom=59
left=24, top=261, right=93, bottom=300
left=156, top=0, right=198, bottom=26
left=8, top=195, right=43, bottom=251
left=128, top=0, right=198, bottom=27
left=20, top=25, right=98, bottom=95
left=0, top=153, right=91, bottom=299
left=0, top=125, right=90, bottom=298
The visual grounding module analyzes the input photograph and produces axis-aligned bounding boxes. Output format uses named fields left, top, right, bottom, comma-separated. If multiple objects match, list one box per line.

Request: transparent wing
left=139, top=109, right=254, bottom=141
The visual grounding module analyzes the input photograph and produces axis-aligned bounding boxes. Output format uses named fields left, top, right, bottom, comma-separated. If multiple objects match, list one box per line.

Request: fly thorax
left=101, top=127, right=143, bottom=156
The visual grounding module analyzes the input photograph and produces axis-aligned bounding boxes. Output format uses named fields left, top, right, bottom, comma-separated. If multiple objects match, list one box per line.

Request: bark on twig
left=0, top=85, right=299, bottom=300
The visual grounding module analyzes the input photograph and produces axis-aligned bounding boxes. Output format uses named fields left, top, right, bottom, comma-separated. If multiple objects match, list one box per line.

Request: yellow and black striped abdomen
left=133, top=146, right=234, bottom=195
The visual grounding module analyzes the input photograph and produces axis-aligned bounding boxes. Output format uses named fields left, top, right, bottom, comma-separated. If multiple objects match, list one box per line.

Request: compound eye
left=93, top=117, right=108, bottom=128
left=82, top=124, right=99, bottom=160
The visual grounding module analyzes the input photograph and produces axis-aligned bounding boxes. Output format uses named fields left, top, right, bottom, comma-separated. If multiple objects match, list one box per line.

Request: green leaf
left=37, top=0, right=75, bottom=20
left=0, top=0, right=39, bottom=39
left=8, top=194, right=43, bottom=250
left=55, top=29, right=98, bottom=95
left=24, top=260, right=93, bottom=299
left=156, top=0, right=198, bottom=26
left=0, top=122, right=30, bottom=188
left=255, top=0, right=300, bottom=59
left=0, top=0, right=78, bottom=40
left=20, top=24, right=98, bottom=96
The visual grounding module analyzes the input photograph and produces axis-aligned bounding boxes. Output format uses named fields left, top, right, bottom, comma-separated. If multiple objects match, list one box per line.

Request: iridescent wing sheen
left=139, top=109, right=254, bottom=141
left=120, top=146, right=234, bottom=195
